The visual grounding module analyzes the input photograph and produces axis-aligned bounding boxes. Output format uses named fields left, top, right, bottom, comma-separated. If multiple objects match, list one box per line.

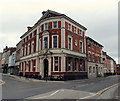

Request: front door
left=96, top=67, right=99, bottom=77
left=43, top=59, right=49, bottom=78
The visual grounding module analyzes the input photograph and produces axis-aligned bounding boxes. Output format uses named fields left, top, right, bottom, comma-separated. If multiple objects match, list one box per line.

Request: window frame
left=74, top=27, right=77, bottom=33
left=93, top=67, right=96, bottom=73
left=43, top=35, right=49, bottom=49
left=53, top=56, right=59, bottom=72
left=80, top=41, right=83, bottom=53
left=68, top=35, right=72, bottom=50
left=44, top=23, right=48, bottom=30
left=68, top=58, right=72, bottom=71
left=68, top=23, right=71, bottom=31
left=52, top=21, right=58, bottom=29
left=89, top=66, right=92, bottom=74
left=74, top=59, right=78, bottom=71
left=52, top=35, right=58, bottom=48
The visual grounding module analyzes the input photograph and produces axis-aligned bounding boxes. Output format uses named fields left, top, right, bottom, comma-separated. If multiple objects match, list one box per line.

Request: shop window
left=54, top=57, right=58, bottom=71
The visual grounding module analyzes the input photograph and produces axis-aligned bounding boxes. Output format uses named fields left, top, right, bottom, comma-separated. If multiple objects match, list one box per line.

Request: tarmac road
left=2, top=74, right=120, bottom=100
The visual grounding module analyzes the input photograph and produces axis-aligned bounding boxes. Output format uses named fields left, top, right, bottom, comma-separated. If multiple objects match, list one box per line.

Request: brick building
left=86, top=36, right=104, bottom=78
left=15, top=41, right=22, bottom=75
left=102, top=51, right=116, bottom=75
left=19, top=10, right=88, bottom=80
left=116, top=64, right=120, bottom=75
left=2, top=46, right=16, bottom=73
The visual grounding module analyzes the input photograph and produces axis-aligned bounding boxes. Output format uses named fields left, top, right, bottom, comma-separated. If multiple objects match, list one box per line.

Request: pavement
left=2, top=73, right=66, bottom=83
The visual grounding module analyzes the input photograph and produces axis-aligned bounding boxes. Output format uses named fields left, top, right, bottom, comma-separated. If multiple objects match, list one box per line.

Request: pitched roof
left=20, top=10, right=87, bottom=38
left=86, top=36, right=103, bottom=47
left=34, top=10, right=63, bottom=26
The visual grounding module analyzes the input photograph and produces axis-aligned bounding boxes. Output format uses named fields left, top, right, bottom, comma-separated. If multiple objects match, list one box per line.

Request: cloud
left=0, top=0, right=118, bottom=63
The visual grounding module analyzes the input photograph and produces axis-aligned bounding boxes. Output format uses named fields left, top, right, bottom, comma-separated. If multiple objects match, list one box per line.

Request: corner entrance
left=43, top=59, right=49, bottom=78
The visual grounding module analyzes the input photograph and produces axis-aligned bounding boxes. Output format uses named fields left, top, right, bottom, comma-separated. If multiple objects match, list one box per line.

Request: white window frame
left=44, top=23, right=48, bottom=30
left=89, top=66, right=92, bottom=74
left=68, top=23, right=71, bottom=31
left=22, top=47, right=24, bottom=56
left=80, top=30, right=82, bottom=36
left=24, top=45, right=26, bottom=56
left=42, top=35, right=49, bottom=49
left=74, top=27, right=77, bottom=33
left=68, top=35, right=73, bottom=50
left=52, top=35, right=58, bottom=48
left=52, top=21, right=58, bottom=29
left=28, top=43, right=30, bottom=55
left=80, top=41, right=83, bottom=53
left=68, top=58, right=72, bottom=71
left=39, top=38, right=41, bottom=51
left=31, top=41, right=34, bottom=53
left=39, top=26, right=42, bottom=32
left=93, top=67, right=96, bottom=73
left=74, top=59, right=78, bottom=71
left=53, top=56, right=59, bottom=72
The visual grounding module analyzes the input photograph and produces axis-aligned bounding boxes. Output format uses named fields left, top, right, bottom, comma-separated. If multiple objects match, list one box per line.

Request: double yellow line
left=96, top=82, right=120, bottom=95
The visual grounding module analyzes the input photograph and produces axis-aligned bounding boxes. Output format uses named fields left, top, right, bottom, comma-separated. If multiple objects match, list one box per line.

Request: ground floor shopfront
left=87, top=62, right=104, bottom=78
left=19, top=54, right=88, bottom=80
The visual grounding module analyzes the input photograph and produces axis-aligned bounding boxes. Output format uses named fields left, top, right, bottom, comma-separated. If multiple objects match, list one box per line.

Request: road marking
left=79, top=93, right=96, bottom=99
left=0, top=80, right=5, bottom=85
left=96, top=83, right=120, bottom=95
left=31, top=89, right=64, bottom=99
left=79, top=82, right=120, bottom=99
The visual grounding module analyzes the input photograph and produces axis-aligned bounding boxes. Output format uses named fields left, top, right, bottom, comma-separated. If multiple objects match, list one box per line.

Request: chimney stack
left=42, top=11, right=46, bottom=15
left=27, top=26, right=32, bottom=31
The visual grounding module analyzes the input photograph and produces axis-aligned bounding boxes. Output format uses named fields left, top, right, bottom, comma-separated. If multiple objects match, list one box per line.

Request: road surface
left=2, top=74, right=120, bottom=100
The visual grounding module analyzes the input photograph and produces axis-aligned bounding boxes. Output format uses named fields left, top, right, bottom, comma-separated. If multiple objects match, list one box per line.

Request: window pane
left=68, top=24, right=71, bottom=30
left=45, top=23, right=48, bottom=30
left=53, top=36, right=57, bottom=48
left=80, top=42, right=82, bottom=52
left=54, top=57, right=58, bottom=71
left=89, top=66, right=92, bottom=73
left=68, top=37, right=71, bottom=49
left=80, top=62, right=84, bottom=71
left=53, top=21, right=57, bottom=28
left=68, top=58, right=72, bottom=71
left=44, top=37, right=48, bottom=49
left=75, top=59, right=78, bottom=71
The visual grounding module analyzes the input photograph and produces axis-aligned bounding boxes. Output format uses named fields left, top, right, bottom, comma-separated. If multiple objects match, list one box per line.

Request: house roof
left=20, top=10, right=87, bottom=38
left=86, top=36, right=103, bottom=47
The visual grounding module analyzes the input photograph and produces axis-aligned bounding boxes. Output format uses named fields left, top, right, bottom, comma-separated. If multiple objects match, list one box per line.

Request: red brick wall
left=86, top=38, right=102, bottom=63
left=65, top=30, right=84, bottom=52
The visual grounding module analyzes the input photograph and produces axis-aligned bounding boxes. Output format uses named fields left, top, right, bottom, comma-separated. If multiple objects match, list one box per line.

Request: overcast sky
left=0, top=0, right=118, bottom=63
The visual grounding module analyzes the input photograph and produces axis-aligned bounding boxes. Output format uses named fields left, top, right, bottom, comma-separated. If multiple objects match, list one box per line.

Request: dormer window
left=53, top=21, right=58, bottom=29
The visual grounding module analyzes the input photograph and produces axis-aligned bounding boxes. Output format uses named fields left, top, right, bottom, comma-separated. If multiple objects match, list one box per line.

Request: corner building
left=20, top=10, right=87, bottom=80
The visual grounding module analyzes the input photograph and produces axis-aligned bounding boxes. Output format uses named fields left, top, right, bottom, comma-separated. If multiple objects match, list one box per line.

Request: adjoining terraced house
left=85, top=36, right=104, bottom=78
left=19, top=10, right=88, bottom=80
